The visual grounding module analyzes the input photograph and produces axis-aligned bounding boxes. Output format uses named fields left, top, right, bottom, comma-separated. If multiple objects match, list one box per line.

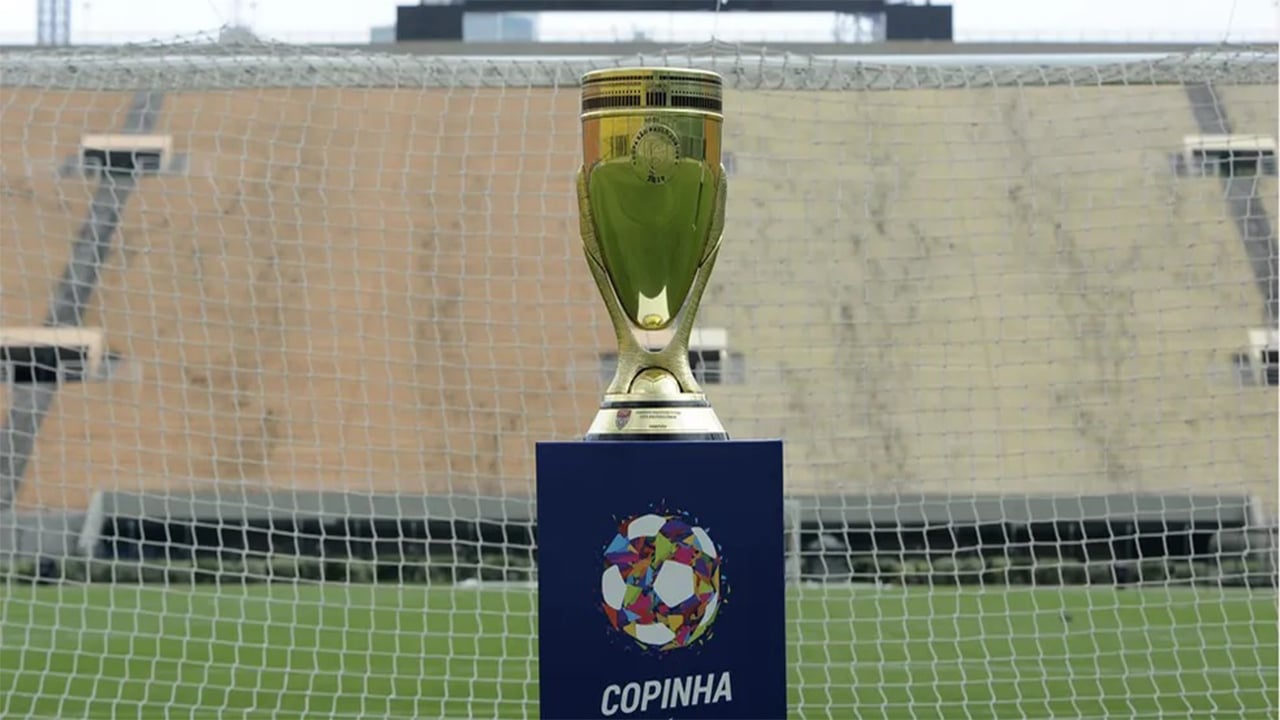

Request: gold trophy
left=577, top=67, right=729, bottom=442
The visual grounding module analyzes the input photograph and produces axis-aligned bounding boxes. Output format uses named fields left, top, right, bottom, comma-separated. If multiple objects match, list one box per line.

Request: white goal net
left=0, top=38, right=1277, bottom=719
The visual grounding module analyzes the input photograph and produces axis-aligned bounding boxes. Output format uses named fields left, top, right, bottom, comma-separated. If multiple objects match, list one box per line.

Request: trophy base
left=584, top=397, right=729, bottom=442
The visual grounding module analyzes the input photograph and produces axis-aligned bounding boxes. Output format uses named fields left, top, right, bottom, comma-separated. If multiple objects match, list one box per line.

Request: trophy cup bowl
left=577, top=67, right=729, bottom=441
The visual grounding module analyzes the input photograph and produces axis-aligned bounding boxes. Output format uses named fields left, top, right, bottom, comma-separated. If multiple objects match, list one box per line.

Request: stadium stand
left=1, top=82, right=1275, bottom=516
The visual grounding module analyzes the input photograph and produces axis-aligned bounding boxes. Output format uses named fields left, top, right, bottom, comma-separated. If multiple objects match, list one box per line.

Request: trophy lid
left=580, top=67, right=723, bottom=117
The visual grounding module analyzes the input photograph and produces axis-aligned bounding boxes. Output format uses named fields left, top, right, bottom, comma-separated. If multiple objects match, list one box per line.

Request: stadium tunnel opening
left=1191, top=148, right=1277, bottom=178
left=81, top=148, right=165, bottom=176
left=0, top=345, right=117, bottom=384
left=1262, top=348, right=1280, bottom=386
left=78, top=133, right=173, bottom=177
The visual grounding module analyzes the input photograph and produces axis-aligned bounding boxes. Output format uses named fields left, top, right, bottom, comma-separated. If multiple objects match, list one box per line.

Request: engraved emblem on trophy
left=576, top=68, right=729, bottom=441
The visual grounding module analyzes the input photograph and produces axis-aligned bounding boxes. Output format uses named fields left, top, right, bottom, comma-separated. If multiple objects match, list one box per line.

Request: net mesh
left=0, top=37, right=1277, bottom=719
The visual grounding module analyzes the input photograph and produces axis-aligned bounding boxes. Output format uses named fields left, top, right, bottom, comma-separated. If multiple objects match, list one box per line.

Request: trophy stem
left=581, top=234, right=729, bottom=442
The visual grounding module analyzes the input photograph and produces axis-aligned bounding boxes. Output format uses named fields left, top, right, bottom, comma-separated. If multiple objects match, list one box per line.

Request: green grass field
left=0, top=584, right=1275, bottom=719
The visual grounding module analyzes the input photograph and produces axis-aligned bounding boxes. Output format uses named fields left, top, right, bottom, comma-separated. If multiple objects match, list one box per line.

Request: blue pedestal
left=535, top=440, right=786, bottom=720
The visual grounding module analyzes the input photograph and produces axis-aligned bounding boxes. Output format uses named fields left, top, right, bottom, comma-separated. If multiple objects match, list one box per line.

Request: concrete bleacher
left=1, top=64, right=1275, bottom=515
left=3, top=88, right=604, bottom=507
left=714, top=84, right=1277, bottom=504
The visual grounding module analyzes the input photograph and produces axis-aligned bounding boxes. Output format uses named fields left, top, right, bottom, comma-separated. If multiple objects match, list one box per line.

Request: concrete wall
left=1, top=80, right=1275, bottom=511
left=0, top=510, right=87, bottom=558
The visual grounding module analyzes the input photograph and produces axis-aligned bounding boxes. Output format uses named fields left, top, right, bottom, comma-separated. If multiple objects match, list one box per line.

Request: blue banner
left=536, top=440, right=786, bottom=720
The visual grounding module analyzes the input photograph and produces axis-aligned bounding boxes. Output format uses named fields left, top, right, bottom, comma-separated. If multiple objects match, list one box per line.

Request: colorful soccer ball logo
left=600, top=512, right=723, bottom=652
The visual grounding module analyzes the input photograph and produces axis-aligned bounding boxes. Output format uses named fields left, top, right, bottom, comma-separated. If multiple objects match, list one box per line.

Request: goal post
left=0, top=38, right=1276, bottom=720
